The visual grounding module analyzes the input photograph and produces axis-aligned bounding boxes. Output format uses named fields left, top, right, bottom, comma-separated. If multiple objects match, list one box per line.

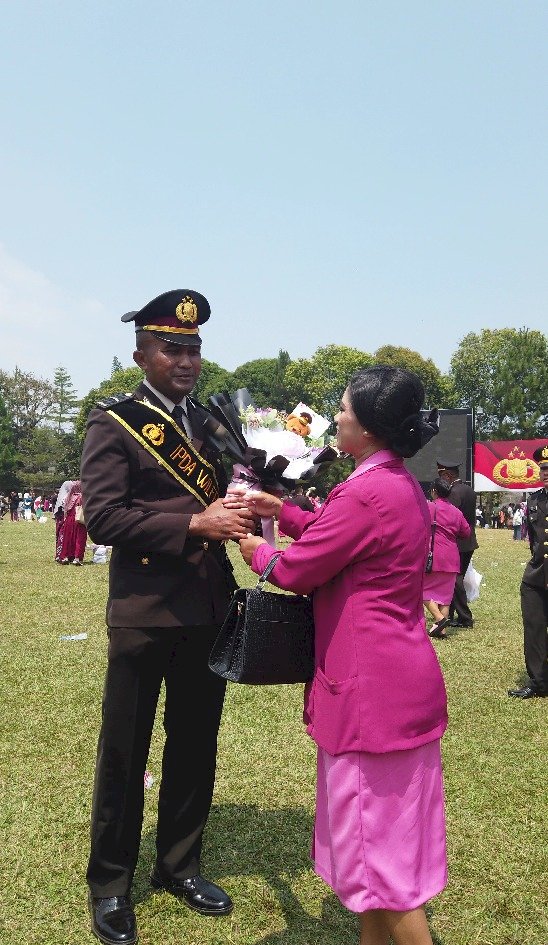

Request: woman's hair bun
left=389, top=413, right=423, bottom=458
left=390, top=409, right=440, bottom=458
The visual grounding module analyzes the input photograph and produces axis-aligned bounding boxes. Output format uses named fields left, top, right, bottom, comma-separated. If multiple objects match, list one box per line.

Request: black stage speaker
left=404, top=408, right=474, bottom=493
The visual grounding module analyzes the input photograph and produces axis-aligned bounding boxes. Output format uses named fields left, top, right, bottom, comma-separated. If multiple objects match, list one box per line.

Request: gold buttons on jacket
left=203, top=541, right=209, bottom=551
left=141, top=557, right=149, bottom=565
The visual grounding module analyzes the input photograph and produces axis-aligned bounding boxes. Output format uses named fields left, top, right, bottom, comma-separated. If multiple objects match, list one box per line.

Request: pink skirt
left=312, top=740, right=447, bottom=913
left=423, top=570, right=457, bottom=606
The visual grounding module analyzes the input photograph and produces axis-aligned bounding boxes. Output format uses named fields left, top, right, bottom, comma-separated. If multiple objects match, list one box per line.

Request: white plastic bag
left=463, top=563, right=482, bottom=603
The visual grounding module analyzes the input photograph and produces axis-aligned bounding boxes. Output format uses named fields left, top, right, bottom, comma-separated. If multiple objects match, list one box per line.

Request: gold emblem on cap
left=542, top=447, right=548, bottom=459
left=176, top=296, right=198, bottom=324
left=142, top=422, right=165, bottom=447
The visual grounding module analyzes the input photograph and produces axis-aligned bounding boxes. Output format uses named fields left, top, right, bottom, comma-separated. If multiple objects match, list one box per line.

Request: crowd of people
left=1, top=482, right=113, bottom=565
left=0, top=490, right=57, bottom=521
left=484, top=500, right=529, bottom=537
left=2, top=287, right=547, bottom=945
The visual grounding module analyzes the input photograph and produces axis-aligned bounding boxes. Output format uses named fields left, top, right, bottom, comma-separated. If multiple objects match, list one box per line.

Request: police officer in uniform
left=81, top=291, right=256, bottom=945
left=508, top=445, right=548, bottom=699
left=436, top=458, right=479, bottom=628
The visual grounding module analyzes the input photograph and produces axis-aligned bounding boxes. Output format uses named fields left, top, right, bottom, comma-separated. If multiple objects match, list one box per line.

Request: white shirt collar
left=142, top=380, right=187, bottom=415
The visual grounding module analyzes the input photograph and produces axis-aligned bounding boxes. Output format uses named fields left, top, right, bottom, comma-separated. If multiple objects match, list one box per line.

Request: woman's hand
left=239, top=534, right=267, bottom=565
left=244, top=491, right=284, bottom=519
left=222, top=485, right=251, bottom=510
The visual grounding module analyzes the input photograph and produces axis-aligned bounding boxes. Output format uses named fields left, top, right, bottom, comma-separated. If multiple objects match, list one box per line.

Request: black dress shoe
left=150, top=868, right=233, bottom=915
left=89, top=895, right=137, bottom=945
left=507, top=685, right=547, bottom=699
left=449, top=619, right=474, bottom=629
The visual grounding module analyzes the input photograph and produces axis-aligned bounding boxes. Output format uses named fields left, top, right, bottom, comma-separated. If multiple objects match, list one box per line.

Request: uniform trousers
left=520, top=583, right=548, bottom=693
left=449, top=551, right=474, bottom=626
left=87, top=625, right=226, bottom=898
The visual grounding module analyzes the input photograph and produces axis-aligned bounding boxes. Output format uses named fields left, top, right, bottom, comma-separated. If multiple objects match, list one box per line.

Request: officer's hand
left=188, top=499, right=257, bottom=541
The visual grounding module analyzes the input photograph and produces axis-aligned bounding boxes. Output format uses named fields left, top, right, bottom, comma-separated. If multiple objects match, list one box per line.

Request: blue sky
left=1, top=1, right=547, bottom=397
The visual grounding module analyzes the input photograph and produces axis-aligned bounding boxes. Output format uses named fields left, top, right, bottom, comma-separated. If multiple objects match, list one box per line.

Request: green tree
left=311, top=455, right=354, bottom=495
left=450, top=328, right=548, bottom=438
left=0, top=393, right=17, bottom=490
left=230, top=350, right=291, bottom=409
left=111, top=356, right=123, bottom=375
left=17, top=426, right=81, bottom=491
left=0, top=367, right=56, bottom=449
left=372, top=345, right=454, bottom=408
left=48, top=366, right=80, bottom=433
left=75, top=367, right=144, bottom=439
left=192, top=358, right=234, bottom=404
left=56, top=431, right=84, bottom=482
left=284, top=345, right=373, bottom=419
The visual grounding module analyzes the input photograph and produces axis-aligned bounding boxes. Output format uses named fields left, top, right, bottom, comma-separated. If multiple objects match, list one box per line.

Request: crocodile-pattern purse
left=208, top=554, right=315, bottom=684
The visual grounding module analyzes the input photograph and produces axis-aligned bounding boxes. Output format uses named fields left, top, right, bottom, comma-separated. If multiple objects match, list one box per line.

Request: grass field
left=0, top=519, right=546, bottom=945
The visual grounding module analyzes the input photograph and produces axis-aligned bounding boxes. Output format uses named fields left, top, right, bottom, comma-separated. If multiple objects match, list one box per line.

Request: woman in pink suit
left=424, top=477, right=472, bottom=639
left=237, top=367, right=446, bottom=945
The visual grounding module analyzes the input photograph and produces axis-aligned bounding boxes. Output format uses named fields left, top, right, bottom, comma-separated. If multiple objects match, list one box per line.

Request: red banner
left=474, top=439, right=546, bottom=492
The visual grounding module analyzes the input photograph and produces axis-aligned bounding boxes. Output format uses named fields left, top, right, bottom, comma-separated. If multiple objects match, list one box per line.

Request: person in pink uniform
left=424, top=477, right=471, bottom=639
left=236, top=367, right=447, bottom=945
left=59, top=480, right=87, bottom=565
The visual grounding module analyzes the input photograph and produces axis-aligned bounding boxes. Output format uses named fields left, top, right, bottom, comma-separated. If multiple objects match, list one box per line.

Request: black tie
left=171, top=404, right=188, bottom=433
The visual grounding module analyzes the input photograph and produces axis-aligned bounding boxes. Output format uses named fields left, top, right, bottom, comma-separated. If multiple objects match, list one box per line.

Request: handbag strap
left=429, top=506, right=437, bottom=555
left=256, top=553, right=282, bottom=591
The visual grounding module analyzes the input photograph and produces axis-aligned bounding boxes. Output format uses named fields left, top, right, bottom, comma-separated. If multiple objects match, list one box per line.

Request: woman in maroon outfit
left=59, top=480, right=87, bottom=564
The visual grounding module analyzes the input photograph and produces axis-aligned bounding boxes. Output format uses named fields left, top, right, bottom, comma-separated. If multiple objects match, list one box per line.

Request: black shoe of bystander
left=507, top=685, right=547, bottom=699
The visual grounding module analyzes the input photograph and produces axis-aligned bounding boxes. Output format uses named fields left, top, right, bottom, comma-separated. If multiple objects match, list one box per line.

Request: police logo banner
left=474, top=440, right=546, bottom=492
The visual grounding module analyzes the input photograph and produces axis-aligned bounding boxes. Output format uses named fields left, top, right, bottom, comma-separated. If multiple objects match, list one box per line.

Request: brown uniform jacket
left=523, top=488, right=548, bottom=590
left=80, top=383, right=236, bottom=628
left=447, top=480, right=479, bottom=553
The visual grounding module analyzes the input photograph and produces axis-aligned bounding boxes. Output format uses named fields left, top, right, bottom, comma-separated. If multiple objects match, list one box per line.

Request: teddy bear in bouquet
left=285, top=411, right=313, bottom=437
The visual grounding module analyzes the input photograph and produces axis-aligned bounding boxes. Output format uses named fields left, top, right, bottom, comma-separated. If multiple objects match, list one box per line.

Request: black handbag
left=208, top=554, right=315, bottom=684
left=425, top=507, right=437, bottom=574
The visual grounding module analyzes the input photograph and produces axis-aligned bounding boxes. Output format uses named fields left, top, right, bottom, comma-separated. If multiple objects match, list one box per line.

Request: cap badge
left=142, top=422, right=165, bottom=447
left=176, top=296, right=198, bottom=324
left=542, top=447, right=548, bottom=459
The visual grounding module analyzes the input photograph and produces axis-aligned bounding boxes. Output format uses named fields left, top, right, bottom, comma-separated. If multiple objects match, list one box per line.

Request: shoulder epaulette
left=96, top=393, right=134, bottom=410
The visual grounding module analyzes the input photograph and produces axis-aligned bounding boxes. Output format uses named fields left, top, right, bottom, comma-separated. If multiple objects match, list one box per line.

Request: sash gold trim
left=106, top=399, right=219, bottom=507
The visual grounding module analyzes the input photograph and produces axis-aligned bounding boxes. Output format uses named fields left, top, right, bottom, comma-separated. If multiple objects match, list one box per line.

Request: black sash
left=106, top=398, right=220, bottom=507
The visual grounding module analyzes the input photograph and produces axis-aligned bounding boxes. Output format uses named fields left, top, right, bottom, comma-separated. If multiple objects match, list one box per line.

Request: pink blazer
left=428, top=498, right=471, bottom=572
left=252, top=452, right=448, bottom=755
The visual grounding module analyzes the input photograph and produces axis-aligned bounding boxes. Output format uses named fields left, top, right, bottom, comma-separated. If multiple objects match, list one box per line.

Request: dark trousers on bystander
left=520, top=583, right=548, bottom=693
left=449, top=551, right=474, bottom=627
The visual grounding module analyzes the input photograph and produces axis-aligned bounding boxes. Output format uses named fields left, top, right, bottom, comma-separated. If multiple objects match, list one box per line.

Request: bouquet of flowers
left=204, top=388, right=337, bottom=544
